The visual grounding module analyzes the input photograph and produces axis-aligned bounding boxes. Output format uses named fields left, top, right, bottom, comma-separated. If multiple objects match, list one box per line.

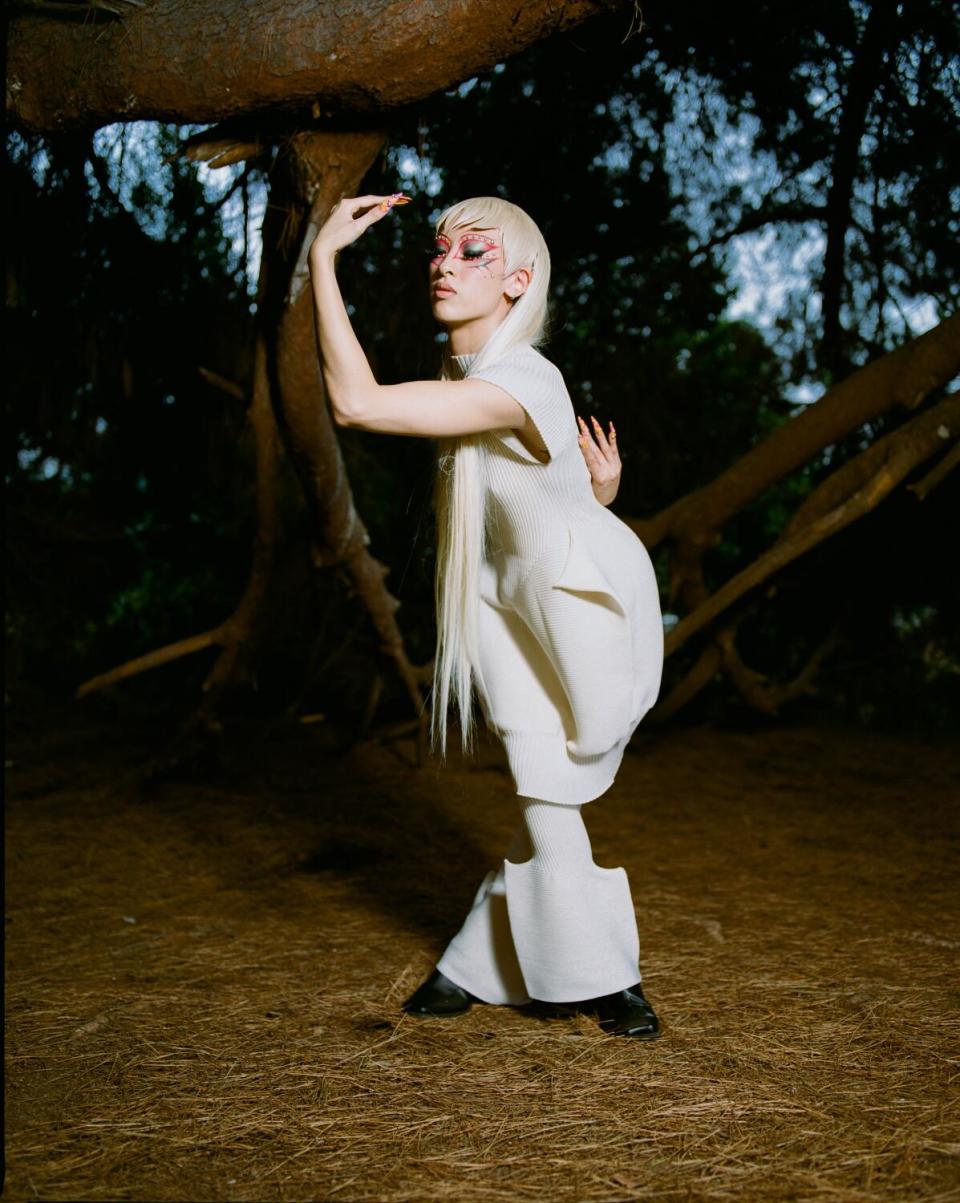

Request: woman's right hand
left=577, top=414, right=622, bottom=506
left=309, top=193, right=410, bottom=263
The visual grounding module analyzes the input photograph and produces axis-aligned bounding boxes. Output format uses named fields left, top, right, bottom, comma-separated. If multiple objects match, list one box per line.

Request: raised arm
left=307, top=196, right=526, bottom=439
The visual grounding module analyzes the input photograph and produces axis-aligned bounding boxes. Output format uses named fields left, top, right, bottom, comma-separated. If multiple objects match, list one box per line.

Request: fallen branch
left=664, top=393, right=960, bottom=656
left=75, top=626, right=223, bottom=699
left=628, top=312, right=960, bottom=554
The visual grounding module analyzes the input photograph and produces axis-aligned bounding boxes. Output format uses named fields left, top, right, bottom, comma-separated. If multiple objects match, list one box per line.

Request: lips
left=433, top=284, right=456, bottom=297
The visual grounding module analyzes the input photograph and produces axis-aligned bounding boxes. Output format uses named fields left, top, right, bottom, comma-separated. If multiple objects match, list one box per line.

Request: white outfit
left=435, top=343, right=665, bottom=1005
left=456, top=342, right=664, bottom=805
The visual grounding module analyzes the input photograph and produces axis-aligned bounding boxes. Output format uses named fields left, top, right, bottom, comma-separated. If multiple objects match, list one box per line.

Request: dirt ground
left=5, top=703, right=960, bottom=1202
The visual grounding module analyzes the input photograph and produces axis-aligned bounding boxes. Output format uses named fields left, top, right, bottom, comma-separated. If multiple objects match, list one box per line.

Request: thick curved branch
left=782, top=403, right=957, bottom=538
left=627, top=311, right=960, bottom=553
left=8, top=0, right=623, bottom=133
left=664, top=392, right=960, bottom=656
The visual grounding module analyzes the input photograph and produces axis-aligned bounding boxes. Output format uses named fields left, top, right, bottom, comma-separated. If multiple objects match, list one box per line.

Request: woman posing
left=309, top=192, right=664, bottom=1039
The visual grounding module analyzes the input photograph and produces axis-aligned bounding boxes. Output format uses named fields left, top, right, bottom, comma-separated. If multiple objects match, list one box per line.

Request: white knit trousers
left=435, top=797, right=642, bottom=1004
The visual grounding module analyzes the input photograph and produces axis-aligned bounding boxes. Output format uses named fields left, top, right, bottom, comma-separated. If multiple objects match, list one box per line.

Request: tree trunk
left=819, top=0, right=900, bottom=379
left=267, top=128, right=436, bottom=760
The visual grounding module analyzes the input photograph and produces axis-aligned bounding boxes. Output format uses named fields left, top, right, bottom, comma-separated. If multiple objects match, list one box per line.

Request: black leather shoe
left=590, top=982, right=660, bottom=1039
left=401, top=968, right=476, bottom=1017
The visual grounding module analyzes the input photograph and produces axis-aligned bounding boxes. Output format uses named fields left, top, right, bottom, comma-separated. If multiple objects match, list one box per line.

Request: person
left=308, top=193, right=665, bottom=1039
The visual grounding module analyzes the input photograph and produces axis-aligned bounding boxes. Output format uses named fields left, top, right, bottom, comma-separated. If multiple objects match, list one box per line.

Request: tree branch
left=664, top=392, right=960, bottom=656
left=905, top=437, right=960, bottom=502
left=626, top=312, right=960, bottom=553
left=693, top=200, right=825, bottom=256
left=8, top=0, right=623, bottom=133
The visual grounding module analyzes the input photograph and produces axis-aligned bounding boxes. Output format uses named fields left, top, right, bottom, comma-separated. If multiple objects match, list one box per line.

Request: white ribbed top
left=452, top=343, right=642, bottom=597
left=448, top=342, right=665, bottom=806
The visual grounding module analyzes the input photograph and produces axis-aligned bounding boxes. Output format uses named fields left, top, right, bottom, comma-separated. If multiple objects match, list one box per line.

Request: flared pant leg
left=436, top=798, right=643, bottom=1005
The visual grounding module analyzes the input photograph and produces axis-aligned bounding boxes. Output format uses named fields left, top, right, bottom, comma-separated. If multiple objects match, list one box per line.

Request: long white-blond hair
left=428, top=197, right=552, bottom=761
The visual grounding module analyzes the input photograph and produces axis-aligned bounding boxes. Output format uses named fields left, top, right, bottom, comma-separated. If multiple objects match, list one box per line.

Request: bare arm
left=308, top=246, right=380, bottom=422
left=308, top=215, right=526, bottom=438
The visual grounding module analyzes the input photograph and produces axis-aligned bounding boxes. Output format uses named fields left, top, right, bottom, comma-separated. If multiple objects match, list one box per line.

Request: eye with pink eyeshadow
left=427, top=235, right=450, bottom=261
left=428, top=233, right=499, bottom=262
left=461, top=241, right=498, bottom=261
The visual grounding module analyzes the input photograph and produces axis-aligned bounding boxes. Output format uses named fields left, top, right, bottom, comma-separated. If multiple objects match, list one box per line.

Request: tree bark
left=8, top=0, right=624, bottom=133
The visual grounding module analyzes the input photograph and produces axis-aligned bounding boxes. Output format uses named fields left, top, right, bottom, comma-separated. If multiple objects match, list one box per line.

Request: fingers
left=351, top=193, right=410, bottom=206
left=337, top=193, right=411, bottom=215
left=577, top=415, right=619, bottom=462
left=354, top=194, right=412, bottom=233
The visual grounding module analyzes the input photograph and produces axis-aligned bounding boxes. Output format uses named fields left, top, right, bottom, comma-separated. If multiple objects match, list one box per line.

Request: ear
left=506, top=266, right=532, bottom=299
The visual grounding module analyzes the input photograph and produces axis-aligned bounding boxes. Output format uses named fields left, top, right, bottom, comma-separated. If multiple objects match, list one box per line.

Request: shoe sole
left=401, top=1003, right=473, bottom=1018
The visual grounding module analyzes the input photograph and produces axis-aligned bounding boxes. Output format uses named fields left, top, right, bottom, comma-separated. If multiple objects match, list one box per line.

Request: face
left=427, top=224, right=530, bottom=332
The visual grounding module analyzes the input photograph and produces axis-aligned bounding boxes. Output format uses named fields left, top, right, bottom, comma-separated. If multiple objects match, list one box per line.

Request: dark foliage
left=5, top=0, right=959, bottom=734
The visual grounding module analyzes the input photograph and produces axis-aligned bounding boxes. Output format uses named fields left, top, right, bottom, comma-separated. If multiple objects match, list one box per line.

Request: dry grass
left=5, top=705, right=960, bottom=1202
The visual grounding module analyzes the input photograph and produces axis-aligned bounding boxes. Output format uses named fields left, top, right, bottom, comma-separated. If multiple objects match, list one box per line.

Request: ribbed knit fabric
left=517, top=798, right=593, bottom=868
left=434, top=344, right=658, bottom=1004
left=436, top=796, right=643, bottom=1004
left=451, top=343, right=665, bottom=806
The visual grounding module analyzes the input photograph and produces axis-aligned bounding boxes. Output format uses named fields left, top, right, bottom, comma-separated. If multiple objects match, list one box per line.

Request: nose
left=434, top=244, right=458, bottom=276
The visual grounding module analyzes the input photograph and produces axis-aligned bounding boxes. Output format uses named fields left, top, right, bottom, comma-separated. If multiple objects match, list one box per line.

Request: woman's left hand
left=309, top=193, right=410, bottom=262
left=577, top=414, right=622, bottom=506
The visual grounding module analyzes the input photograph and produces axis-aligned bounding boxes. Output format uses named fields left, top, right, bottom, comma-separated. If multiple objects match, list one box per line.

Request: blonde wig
left=429, top=197, right=553, bottom=761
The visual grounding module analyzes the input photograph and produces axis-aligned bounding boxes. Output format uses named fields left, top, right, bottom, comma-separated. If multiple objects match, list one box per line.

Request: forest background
left=6, top=0, right=959, bottom=744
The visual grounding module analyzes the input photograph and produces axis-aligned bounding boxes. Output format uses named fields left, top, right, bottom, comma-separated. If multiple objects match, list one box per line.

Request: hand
left=309, top=193, right=411, bottom=262
left=577, top=414, right=622, bottom=506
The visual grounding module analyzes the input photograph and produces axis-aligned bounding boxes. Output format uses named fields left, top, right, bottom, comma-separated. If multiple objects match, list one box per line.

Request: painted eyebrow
left=435, top=228, right=498, bottom=239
